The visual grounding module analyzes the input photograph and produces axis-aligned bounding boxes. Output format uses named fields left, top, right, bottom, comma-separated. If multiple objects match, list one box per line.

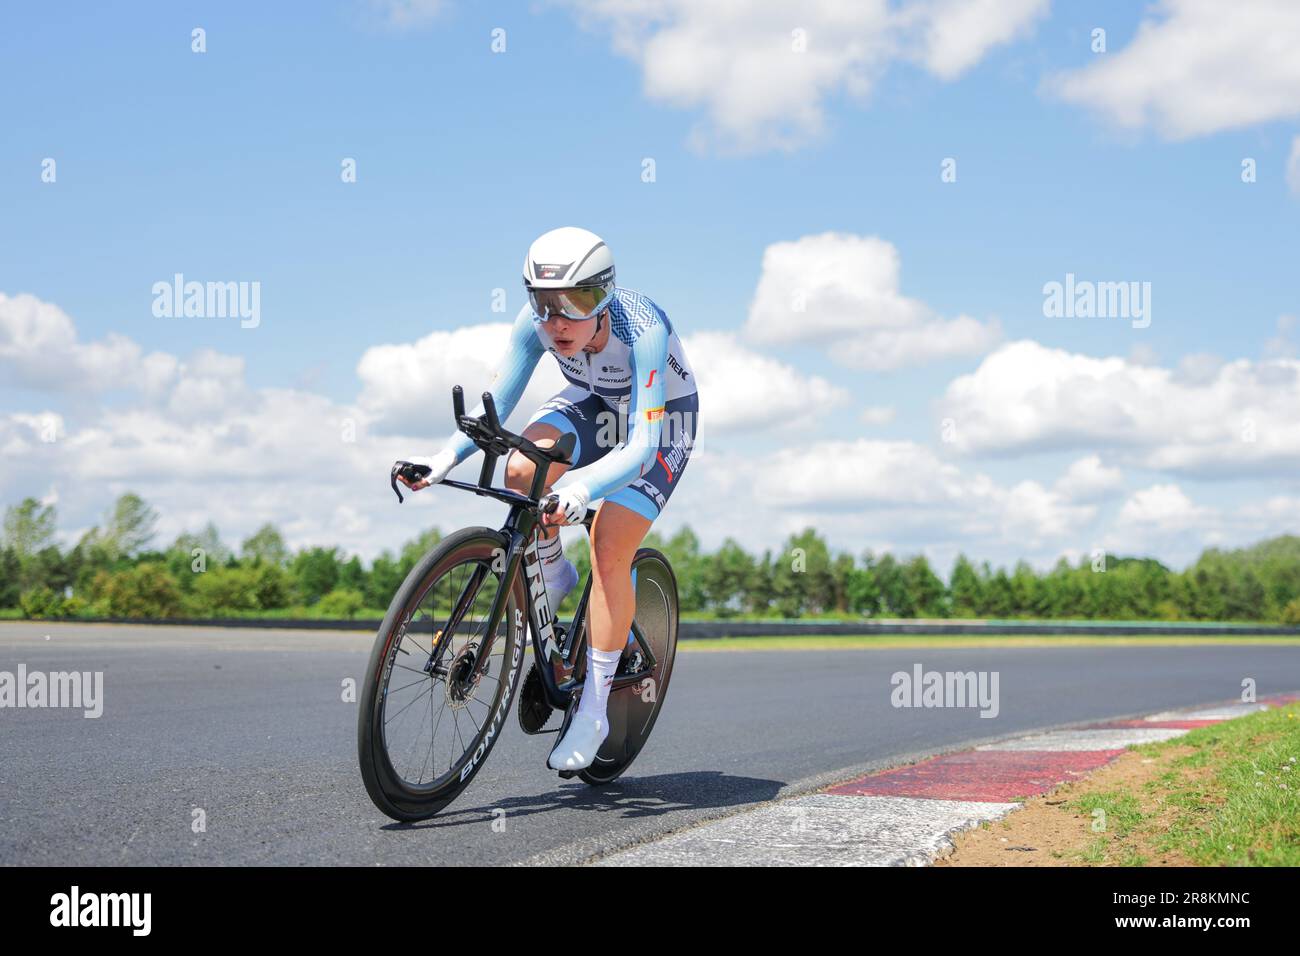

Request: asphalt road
left=2, top=622, right=1297, bottom=866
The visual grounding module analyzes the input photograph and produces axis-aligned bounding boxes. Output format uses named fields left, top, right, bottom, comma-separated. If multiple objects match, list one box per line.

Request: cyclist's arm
left=443, top=306, right=545, bottom=465
left=562, top=317, right=668, bottom=503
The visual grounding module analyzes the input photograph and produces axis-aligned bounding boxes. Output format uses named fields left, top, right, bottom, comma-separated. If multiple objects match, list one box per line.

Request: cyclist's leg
left=586, top=502, right=652, bottom=652
left=587, top=392, right=698, bottom=652
left=550, top=395, right=697, bottom=765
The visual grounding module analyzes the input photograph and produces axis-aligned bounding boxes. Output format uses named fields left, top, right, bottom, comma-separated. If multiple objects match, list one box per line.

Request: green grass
left=1042, top=705, right=1300, bottom=866
left=1067, top=790, right=1144, bottom=838
left=1140, top=705, right=1300, bottom=866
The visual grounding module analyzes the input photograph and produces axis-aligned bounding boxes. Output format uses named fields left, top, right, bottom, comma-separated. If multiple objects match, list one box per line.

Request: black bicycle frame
left=427, top=387, right=659, bottom=712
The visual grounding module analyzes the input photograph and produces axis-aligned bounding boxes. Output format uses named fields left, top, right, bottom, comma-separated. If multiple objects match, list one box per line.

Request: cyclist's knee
left=590, top=533, right=635, bottom=576
left=504, top=451, right=536, bottom=490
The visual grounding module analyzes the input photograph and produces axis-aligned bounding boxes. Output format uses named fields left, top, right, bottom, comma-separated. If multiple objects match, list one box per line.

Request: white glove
left=407, top=448, right=458, bottom=486
left=551, top=483, right=591, bottom=524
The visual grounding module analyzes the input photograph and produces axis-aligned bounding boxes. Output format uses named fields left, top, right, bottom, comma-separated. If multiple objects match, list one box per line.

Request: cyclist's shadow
left=380, top=771, right=784, bottom=830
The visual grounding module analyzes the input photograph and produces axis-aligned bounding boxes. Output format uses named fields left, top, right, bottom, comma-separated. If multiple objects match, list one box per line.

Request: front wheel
left=570, top=548, right=679, bottom=786
left=357, top=527, right=529, bottom=821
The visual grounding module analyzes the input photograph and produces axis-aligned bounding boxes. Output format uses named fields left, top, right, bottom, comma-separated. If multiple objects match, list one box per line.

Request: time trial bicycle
left=357, top=386, right=679, bottom=821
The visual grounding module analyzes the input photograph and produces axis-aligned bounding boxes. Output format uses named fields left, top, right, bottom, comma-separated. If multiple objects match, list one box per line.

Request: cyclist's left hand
left=543, top=484, right=590, bottom=526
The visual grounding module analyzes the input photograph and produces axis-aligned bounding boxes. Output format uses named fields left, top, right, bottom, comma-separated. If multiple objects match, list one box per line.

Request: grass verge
left=938, top=699, right=1300, bottom=866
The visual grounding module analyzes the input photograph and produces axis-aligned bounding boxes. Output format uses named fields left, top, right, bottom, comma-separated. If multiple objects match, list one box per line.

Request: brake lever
left=390, top=461, right=432, bottom=503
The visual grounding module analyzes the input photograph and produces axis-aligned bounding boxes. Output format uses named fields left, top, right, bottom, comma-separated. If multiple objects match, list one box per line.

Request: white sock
left=577, top=646, right=623, bottom=721
left=536, top=531, right=564, bottom=575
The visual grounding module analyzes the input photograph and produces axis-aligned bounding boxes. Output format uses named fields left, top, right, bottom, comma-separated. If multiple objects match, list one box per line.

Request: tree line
left=2, top=493, right=1298, bottom=624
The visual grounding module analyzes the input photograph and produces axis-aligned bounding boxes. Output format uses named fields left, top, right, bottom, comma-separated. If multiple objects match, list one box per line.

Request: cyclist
left=399, top=227, right=698, bottom=771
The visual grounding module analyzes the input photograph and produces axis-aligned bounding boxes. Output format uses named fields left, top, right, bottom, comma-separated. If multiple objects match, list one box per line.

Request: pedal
left=556, top=770, right=577, bottom=780
left=516, top=664, right=554, bottom=735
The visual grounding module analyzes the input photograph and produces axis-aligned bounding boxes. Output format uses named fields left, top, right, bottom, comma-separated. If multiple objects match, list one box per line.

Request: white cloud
left=1047, top=0, right=1300, bottom=139
left=684, top=331, right=849, bottom=432
left=1117, top=483, right=1212, bottom=532
left=860, top=405, right=896, bottom=425
left=1054, top=455, right=1124, bottom=502
left=744, top=233, right=1000, bottom=370
left=1100, top=483, right=1218, bottom=560
left=563, top=0, right=1047, bottom=152
left=367, top=0, right=446, bottom=29
left=748, top=437, right=1096, bottom=549
left=939, top=340, right=1300, bottom=477
left=901, top=0, right=1050, bottom=80
left=0, top=293, right=178, bottom=394
left=356, top=322, right=567, bottom=436
left=1265, top=314, right=1298, bottom=359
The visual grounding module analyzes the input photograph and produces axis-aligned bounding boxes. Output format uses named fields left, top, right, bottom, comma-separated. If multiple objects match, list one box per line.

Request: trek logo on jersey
left=667, top=353, right=690, bottom=380
left=630, top=478, right=667, bottom=512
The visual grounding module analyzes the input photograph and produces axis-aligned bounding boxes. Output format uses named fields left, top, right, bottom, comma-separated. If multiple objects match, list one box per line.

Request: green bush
left=1280, top=598, right=1300, bottom=625
left=251, top=563, right=293, bottom=609
left=189, top=566, right=262, bottom=614
left=318, top=588, right=365, bottom=619
left=92, top=563, right=183, bottom=619
left=19, top=586, right=65, bottom=619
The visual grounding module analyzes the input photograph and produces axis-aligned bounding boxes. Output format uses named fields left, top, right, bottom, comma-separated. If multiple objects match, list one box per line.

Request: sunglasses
left=528, top=284, right=613, bottom=321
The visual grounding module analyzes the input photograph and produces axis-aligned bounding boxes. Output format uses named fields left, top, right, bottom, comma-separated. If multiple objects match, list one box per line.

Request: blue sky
left=2, top=0, right=1299, bottom=571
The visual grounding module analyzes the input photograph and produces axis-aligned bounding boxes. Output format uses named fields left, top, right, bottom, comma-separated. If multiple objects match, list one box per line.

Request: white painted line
left=1146, top=703, right=1267, bottom=721
left=976, top=727, right=1188, bottom=751
left=594, top=794, right=1019, bottom=867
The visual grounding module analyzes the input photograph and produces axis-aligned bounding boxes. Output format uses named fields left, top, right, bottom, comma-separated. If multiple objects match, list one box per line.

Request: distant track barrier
left=8, top=617, right=1299, bottom=637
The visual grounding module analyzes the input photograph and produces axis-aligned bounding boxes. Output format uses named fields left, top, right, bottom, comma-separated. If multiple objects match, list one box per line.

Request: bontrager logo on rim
left=459, top=608, right=524, bottom=783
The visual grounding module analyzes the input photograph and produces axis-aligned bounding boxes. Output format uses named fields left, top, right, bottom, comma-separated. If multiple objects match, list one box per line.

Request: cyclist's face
left=543, top=313, right=599, bottom=355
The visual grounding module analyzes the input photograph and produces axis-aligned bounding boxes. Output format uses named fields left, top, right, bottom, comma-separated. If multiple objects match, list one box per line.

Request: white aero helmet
left=522, top=226, right=615, bottom=321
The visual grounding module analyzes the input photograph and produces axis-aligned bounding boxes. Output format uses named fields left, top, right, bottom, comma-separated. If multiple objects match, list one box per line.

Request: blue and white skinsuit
left=442, top=287, right=699, bottom=522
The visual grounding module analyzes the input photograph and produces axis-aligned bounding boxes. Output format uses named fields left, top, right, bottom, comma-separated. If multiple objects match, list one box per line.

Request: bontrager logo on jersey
left=658, top=433, right=689, bottom=480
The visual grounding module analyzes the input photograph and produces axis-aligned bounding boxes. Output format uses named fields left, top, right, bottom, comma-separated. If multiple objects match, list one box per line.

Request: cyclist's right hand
left=398, top=449, right=457, bottom=491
